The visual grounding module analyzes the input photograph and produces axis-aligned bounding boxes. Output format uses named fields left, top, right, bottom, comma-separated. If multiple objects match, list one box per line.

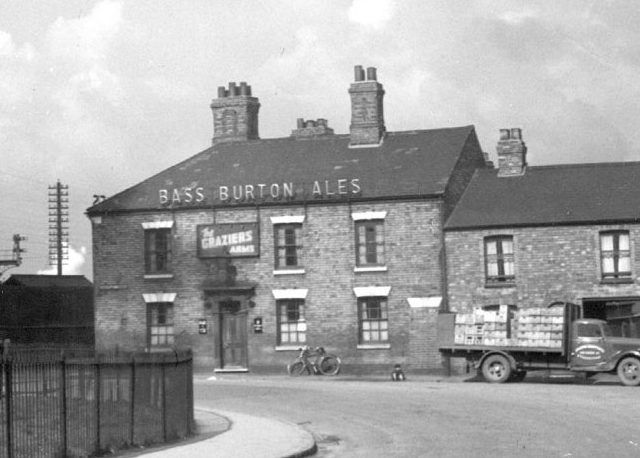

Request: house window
left=355, top=220, right=385, bottom=266
left=277, top=299, right=306, bottom=345
left=274, top=224, right=302, bottom=269
left=147, top=302, right=174, bottom=347
left=484, top=235, right=515, bottom=284
left=145, top=229, right=171, bottom=274
left=600, top=231, right=631, bottom=280
left=358, top=297, right=389, bottom=343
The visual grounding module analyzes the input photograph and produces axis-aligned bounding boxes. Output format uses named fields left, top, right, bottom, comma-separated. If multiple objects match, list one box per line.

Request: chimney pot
left=317, top=118, right=327, bottom=127
left=497, top=128, right=526, bottom=177
left=211, top=80, right=260, bottom=144
left=296, top=118, right=305, bottom=129
left=349, top=64, right=385, bottom=146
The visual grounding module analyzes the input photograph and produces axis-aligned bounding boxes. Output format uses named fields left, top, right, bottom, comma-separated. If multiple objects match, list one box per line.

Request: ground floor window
left=358, top=297, right=389, bottom=343
left=147, top=302, right=174, bottom=347
left=277, top=299, right=306, bottom=345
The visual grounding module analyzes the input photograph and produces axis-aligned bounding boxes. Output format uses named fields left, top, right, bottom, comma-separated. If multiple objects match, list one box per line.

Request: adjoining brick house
left=86, top=65, right=487, bottom=372
left=445, top=128, right=640, bottom=339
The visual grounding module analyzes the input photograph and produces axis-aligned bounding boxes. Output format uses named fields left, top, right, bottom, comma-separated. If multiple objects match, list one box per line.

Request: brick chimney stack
left=210, top=81, right=260, bottom=144
left=497, top=128, right=527, bottom=177
left=349, top=65, right=386, bottom=147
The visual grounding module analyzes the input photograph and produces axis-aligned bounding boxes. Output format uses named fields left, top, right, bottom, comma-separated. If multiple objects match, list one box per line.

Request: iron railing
left=0, top=348, right=194, bottom=458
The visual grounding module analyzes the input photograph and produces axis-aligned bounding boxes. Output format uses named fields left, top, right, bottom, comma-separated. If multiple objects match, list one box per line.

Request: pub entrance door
left=218, top=299, right=248, bottom=369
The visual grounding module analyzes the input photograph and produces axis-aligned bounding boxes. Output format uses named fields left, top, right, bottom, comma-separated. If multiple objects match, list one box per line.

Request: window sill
left=357, top=343, right=391, bottom=350
left=354, top=266, right=388, bottom=273
left=484, top=282, right=516, bottom=289
left=273, top=269, right=306, bottom=276
left=275, top=345, right=303, bottom=351
left=600, top=278, right=634, bottom=285
left=144, top=274, right=174, bottom=280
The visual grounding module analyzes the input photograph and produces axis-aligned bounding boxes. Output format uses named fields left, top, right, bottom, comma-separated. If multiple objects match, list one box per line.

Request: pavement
left=125, top=401, right=317, bottom=458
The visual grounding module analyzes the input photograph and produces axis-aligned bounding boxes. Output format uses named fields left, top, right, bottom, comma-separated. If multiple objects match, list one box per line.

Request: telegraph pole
left=48, top=180, right=69, bottom=276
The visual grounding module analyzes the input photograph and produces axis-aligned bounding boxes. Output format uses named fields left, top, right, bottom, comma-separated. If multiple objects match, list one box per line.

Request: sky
left=1, top=0, right=640, bottom=281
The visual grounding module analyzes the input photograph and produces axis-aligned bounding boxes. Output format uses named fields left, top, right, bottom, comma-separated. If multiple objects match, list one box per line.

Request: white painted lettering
left=337, top=179, right=347, bottom=195
left=270, top=183, right=280, bottom=198
left=245, top=184, right=255, bottom=200
left=258, top=184, right=267, bottom=198
left=219, top=186, right=229, bottom=201
left=232, top=185, right=243, bottom=200
left=159, top=189, right=169, bottom=205
left=324, top=180, right=335, bottom=196
left=195, top=187, right=205, bottom=202
left=245, top=230, right=253, bottom=243
left=283, top=182, right=294, bottom=198
left=312, top=181, right=322, bottom=196
left=351, top=178, right=361, bottom=194
left=172, top=189, right=181, bottom=204
left=184, top=188, right=193, bottom=203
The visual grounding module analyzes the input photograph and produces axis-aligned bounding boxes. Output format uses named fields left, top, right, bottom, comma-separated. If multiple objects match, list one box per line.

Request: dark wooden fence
left=0, top=347, right=194, bottom=458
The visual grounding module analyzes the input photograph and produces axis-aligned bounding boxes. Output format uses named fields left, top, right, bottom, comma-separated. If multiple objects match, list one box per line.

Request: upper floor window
left=600, top=230, right=631, bottom=280
left=358, top=296, right=389, bottom=344
left=145, top=228, right=172, bottom=274
left=484, top=235, right=514, bottom=285
left=355, top=220, right=385, bottom=266
left=277, top=299, right=306, bottom=345
left=274, top=224, right=302, bottom=269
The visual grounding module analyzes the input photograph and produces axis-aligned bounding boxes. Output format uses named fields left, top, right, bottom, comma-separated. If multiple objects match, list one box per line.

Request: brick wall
left=445, top=223, right=640, bottom=311
left=93, top=199, right=447, bottom=372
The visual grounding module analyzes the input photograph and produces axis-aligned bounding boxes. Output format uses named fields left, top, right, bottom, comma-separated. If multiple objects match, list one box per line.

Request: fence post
left=161, top=360, right=167, bottom=442
left=130, top=354, right=135, bottom=446
left=60, top=356, right=68, bottom=457
left=187, top=355, right=194, bottom=434
left=95, top=362, right=101, bottom=454
left=5, top=358, right=12, bottom=458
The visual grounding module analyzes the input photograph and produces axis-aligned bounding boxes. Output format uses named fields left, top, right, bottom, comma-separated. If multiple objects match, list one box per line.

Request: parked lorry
left=438, top=301, right=640, bottom=386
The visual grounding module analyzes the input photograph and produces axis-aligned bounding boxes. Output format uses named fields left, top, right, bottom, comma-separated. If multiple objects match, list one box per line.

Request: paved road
left=194, top=372, right=640, bottom=457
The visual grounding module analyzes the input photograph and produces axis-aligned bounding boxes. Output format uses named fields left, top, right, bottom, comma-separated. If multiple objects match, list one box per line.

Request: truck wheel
left=617, top=357, right=640, bottom=386
left=481, top=354, right=512, bottom=383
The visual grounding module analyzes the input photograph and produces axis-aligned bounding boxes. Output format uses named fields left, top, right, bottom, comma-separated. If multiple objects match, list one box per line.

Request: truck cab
left=570, top=318, right=640, bottom=385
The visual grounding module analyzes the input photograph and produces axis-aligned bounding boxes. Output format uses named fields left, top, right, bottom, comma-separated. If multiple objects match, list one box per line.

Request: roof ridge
left=526, top=160, right=640, bottom=170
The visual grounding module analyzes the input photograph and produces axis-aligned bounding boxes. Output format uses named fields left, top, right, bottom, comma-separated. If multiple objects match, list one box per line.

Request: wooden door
left=219, top=300, right=247, bottom=368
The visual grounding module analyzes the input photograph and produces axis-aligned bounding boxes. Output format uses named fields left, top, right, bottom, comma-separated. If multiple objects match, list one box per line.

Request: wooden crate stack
left=454, top=305, right=511, bottom=346
left=511, top=307, right=564, bottom=348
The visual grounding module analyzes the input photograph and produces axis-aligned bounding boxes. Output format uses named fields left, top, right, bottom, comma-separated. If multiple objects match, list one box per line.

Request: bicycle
left=287, top=346, right=341, bottom=376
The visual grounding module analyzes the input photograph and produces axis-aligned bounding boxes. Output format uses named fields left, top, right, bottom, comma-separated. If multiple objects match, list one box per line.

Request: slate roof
left=445, top=162, right=640, bottom=230
left=87, top=126, right=478, bottom=214
left=3, top=274, right=93, bottom=288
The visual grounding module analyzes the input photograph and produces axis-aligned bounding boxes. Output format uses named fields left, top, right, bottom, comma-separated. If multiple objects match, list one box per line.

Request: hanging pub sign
left=197, top=223, right=260, bottom=258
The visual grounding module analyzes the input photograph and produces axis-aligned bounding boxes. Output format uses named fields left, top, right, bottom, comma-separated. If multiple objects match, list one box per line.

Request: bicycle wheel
left=319, top=355, right=341, bottom=376
left=287, top=360, right=307, bottom=376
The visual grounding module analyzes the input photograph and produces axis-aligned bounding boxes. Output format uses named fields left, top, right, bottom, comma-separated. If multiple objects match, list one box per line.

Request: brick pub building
left=87, top=66, right=487, bottom=371
left=445, top=129, right=640, bottom=339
